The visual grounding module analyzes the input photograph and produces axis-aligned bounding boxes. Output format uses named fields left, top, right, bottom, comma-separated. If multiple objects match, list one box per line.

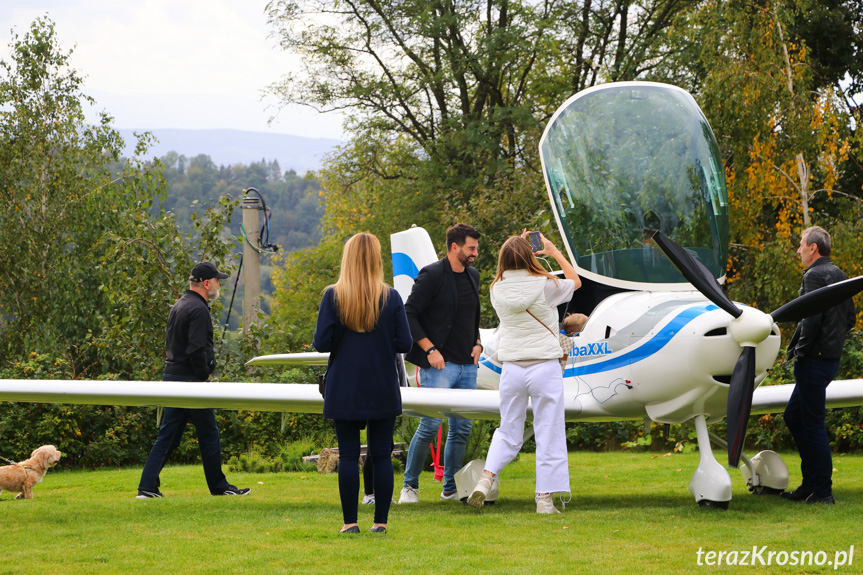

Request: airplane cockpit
left=539, top=82, right=730, bottom=313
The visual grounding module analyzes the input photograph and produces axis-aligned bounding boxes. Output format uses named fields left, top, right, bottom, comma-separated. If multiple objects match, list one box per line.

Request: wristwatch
left=426, top=346, right=437, bottom=356
left=474, top=343, right=483, bottom=351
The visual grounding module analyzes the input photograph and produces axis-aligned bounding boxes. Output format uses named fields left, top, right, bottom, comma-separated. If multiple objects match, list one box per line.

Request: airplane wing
left=1, top=378, right=860, bottom=422
left=247, top=352, right=329, bottom=366
left=0, top=379, right=554, bottom=421
left=0, top=379, right=505, bottom=419
left=751, top=379, right=863, bottom=414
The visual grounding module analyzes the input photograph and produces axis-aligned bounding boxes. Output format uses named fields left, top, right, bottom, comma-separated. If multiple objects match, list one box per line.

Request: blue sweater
left=313, top=287, right=413, bottom=420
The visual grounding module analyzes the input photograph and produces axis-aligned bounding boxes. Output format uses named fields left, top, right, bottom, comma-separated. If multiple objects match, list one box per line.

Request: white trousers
left=485, top=359, right=570, bottom=494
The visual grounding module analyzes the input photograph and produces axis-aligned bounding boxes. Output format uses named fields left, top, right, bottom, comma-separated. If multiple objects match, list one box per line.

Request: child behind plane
left=558, top=313, right=588, bottom=369
left=562, top=313, right=588, bottom=335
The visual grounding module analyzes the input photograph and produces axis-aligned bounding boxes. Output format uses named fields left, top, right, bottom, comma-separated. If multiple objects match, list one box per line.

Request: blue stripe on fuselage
left=392, top=252, right=419, bottom=280
left=566, top=303, right=718, bottom=376
left=479, top=303, right=718, bottom=377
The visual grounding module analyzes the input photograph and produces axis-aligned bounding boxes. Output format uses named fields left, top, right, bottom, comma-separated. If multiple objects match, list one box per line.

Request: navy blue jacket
left=313, top=287, right=413, bottom=420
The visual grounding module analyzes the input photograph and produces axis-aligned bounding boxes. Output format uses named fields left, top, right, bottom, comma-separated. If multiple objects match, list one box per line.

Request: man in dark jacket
left=137, top=262, right=250, bottom=499
left=399, top=224, right=482, bottom=503
left=782, top=227, right=856, bottom=505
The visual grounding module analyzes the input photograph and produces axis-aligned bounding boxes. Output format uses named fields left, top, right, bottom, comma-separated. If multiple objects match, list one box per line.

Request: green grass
left=2, top=451, right=861, bottom=574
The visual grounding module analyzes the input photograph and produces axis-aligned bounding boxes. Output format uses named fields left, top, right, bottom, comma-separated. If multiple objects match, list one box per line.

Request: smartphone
left=528, top=232, right=543, bottom=253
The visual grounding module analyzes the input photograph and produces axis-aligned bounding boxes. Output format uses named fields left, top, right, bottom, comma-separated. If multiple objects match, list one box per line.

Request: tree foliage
left=158, top=153, right=324, bottom=253
left=0, top=18, right=236, bottom=378
left=680, top=0, right=863, bottom=324
left=266, top=0, right=700, bottom=330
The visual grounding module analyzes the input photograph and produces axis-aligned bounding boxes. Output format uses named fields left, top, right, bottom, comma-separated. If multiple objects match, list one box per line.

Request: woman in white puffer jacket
left=468, top=232, right=581, bottom=513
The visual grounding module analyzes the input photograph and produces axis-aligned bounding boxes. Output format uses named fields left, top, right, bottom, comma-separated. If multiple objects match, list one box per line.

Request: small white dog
left=0, top=445, right=62, bottom=499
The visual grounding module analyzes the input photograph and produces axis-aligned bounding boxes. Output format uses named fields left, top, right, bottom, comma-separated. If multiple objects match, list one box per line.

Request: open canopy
left=539, top=82, right=729, bottom=290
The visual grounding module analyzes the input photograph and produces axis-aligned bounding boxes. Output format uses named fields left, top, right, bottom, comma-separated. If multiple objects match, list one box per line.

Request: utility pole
left=241, top=194, right=262, bottom=339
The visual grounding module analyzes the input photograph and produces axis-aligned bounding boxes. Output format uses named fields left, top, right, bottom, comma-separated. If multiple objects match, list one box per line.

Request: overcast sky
left=0, top=1, right=345, bottom=140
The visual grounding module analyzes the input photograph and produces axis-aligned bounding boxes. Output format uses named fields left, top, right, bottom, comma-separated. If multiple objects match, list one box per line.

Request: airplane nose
left=728, top=307, right=774, bottom=347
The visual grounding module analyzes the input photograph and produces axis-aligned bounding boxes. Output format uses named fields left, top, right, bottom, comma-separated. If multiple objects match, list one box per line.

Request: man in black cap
left=137, top=261, right=250, bottom=498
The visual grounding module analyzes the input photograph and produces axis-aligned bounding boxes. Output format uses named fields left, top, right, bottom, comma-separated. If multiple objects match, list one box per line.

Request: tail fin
left=390, top=226, right=438, bottom=302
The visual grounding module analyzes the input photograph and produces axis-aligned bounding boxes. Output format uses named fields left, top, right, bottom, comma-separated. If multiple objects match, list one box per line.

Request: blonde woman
left=468, top=232, right=580, bottom=513
left=313, top=233, right=413, bottom=533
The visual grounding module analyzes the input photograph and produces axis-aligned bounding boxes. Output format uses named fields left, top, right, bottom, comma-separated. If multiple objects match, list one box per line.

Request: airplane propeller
left=769, top=275, right=863, bottom=324
left=652, top=231, right=863, bottom=469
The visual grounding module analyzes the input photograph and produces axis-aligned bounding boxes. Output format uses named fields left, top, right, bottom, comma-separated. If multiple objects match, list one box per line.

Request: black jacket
left=164, top=290, right=216, bottom=381
left=787, top=257, right=856, bottom=361
left=404, top=257, right=481, bottom=369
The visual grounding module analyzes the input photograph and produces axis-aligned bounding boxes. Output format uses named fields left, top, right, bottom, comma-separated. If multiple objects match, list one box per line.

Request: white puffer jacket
left=491, top=269, right=561, bottom=362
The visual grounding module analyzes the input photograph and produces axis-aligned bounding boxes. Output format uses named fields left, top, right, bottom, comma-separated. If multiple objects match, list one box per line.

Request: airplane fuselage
left=469, top=290, right=781, bottom=425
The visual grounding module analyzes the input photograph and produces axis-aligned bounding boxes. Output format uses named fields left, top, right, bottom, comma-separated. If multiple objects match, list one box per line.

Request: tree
left=0, top=18, right=238, bottom=377
left=265, top=0, right=698, bottom=329
left=265, top=0, right=696, bottom=218
left=0, top=17, right=133, bottom=369
left=674, top=0, right=863, bottom=319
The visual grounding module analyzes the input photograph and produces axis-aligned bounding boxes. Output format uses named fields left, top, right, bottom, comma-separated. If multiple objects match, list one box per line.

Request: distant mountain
left=117, top=128, right=342, bottom=174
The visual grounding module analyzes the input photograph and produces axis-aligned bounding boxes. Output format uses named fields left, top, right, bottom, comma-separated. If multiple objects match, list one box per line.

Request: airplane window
left=540, top=84, right=729, bottom=287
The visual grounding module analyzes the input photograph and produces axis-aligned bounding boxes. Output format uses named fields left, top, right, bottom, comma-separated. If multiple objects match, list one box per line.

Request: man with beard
left=399, top=224, right=483, bottom=503
left=137, top=262, right=250, bottom=499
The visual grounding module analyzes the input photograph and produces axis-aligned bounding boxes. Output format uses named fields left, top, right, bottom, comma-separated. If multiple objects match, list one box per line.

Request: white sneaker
left=398, top=486, right=419, bottom=504
left=362, top=494, right=375, bottom=505
left=536, top=493, right=561, bottom=514
left=440, top=491, right=460, bottom=501
left=467, top=475, right=496, bottom=510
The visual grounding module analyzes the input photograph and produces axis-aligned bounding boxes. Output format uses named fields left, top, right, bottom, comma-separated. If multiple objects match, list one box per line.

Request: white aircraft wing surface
left=751, top=379, right=863, bottom=414
left=0, top=380, right=572, bottom=421
left=247, top=352, right=329, bottom=366
left=1, top=378, right=861, bottom=422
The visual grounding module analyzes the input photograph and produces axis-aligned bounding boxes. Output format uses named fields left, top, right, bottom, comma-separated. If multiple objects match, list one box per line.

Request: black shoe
left=339, top=525, right=360, bottom=534
left=216, top=486, right=251, bottom=496
left=369, top=525, right=387, bottom=533
left=136, top=489, right=164, bottom=499
left=806, top=493, right=835, bottom=505
left=780, top=488, right=812, bottom=502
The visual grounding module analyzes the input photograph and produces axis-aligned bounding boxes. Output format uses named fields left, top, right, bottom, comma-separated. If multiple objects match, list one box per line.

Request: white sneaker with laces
left=467, top=475, right=495, bottom=510
left=362, top=494, right=375, bottom=505
left=536, top=493, right=561, bottom=514
left=398, top=486, right=419, bottom=504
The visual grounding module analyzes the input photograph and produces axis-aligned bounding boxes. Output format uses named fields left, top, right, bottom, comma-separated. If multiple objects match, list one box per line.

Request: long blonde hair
left=331, top=233, right=389, bottom=332
left=491, top=236, right=558, bottom=288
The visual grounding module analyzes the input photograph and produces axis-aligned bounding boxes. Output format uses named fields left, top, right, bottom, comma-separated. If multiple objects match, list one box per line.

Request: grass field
left=1, top=451, right=861, bottom=574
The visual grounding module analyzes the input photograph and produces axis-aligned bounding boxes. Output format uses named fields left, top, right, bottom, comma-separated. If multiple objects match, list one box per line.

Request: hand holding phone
left=528, top=231, right=543, bottom=253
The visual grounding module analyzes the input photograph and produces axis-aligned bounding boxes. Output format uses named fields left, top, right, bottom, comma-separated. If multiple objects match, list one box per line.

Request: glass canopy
left=539, top=82, right=729, bottom=288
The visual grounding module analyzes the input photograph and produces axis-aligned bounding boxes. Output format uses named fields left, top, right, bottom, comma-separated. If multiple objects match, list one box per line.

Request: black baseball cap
left=189, top=262, right=229, bottom=282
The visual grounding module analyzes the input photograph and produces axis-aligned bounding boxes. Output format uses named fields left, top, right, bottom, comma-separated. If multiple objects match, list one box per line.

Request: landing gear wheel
left=697, top=499, right=729, bottom=510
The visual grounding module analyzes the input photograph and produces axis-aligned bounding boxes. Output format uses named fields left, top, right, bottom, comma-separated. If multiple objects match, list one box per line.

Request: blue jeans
left=784, top=358, right=840, bottom=498
left=333, top=418, right=396, bottom=525
left=403, top=362, right=477, bottom=494
left=138, top=374, right=231, bottom=495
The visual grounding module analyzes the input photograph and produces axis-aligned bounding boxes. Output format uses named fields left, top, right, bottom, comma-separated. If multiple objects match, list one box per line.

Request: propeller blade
left=726, top=346, right=755, bottom=468
left=770, top=275, right=863, bottom=323
left=651, top=231, right=741, bottom=318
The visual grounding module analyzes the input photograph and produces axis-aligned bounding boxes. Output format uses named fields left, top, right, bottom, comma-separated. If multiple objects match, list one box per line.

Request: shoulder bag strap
left=526, top=309, right=557, bottom=337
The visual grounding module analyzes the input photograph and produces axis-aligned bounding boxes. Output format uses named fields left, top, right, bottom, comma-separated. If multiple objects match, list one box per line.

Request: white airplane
left=2, top=81, right=861, bottom=508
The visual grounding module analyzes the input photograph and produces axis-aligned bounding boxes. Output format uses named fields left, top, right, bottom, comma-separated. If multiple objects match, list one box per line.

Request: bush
left=277, top=438, right=319, bottom=472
